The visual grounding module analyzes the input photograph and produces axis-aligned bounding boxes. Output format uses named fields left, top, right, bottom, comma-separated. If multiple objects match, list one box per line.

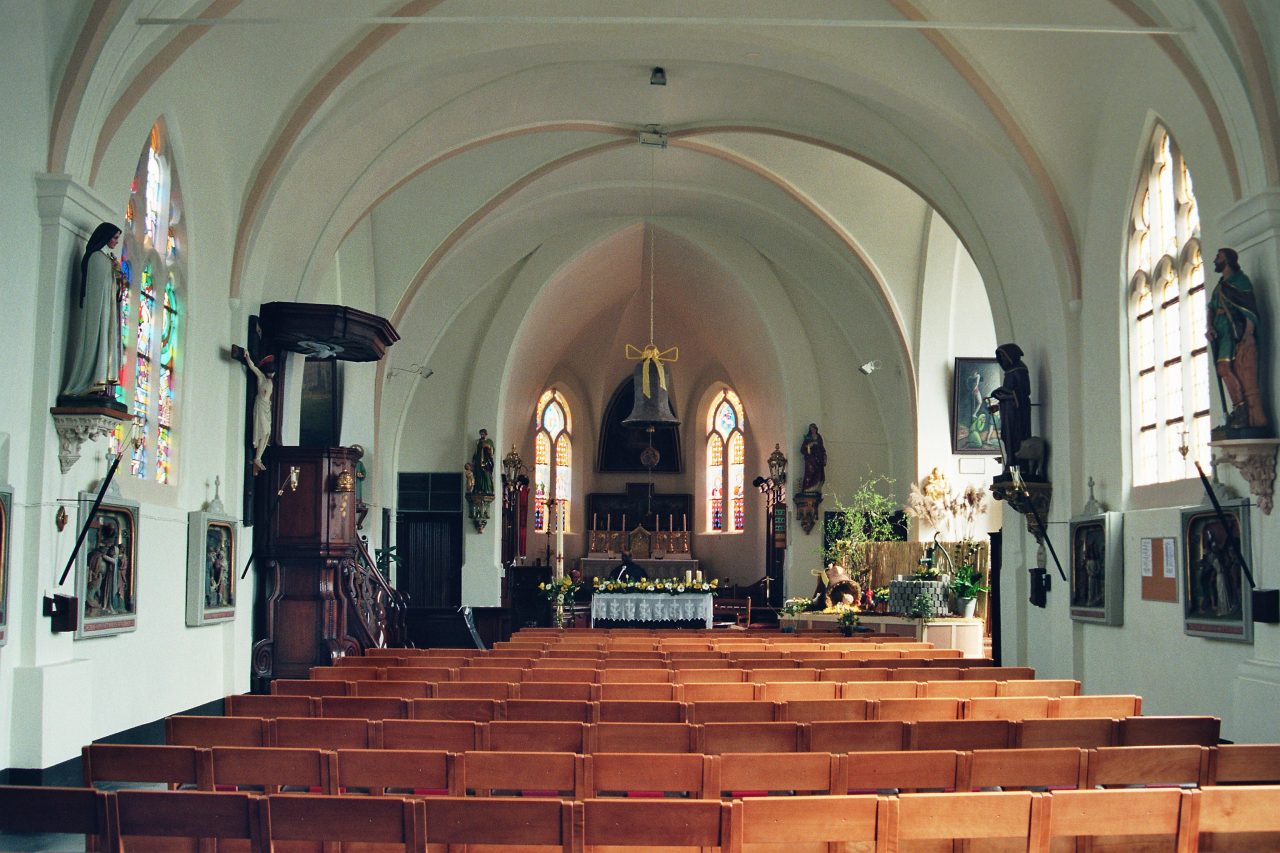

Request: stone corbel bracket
left=1210, top=438, right=1279, bottom=514
left=990, top=480, right=1053, bottom=543
left=467, top=492, right=494, bottom=533
left=49, top=405, right=129, bottom=474
left=793, top=492, right=823, bottom=534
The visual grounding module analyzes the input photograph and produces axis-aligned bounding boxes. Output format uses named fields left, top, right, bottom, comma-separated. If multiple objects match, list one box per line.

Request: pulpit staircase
left=341, top=537, right=411, bottom=651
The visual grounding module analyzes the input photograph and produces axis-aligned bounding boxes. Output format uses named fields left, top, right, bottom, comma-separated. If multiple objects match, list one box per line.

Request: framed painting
left=1069, top=511, right=1123, bottom=625
left=186, top=510, right=238, bottom=626
left=0, top=484, right=12, bottom=647
left=951, top=357, right=1003, bottom=455
left=1181, top=501, right=1252, bottom=643
left=75, top=492, right=140, bottom=639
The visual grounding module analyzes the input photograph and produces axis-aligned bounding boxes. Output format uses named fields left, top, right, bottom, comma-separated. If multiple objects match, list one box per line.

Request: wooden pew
left=421, top=796, right=574, bottom=851
left=579, top=798, right=731, bottom=850
left=1084, top=745, right=1210, bottom=788
left=455, top=750, right=586, bottom=798
left=964, top=747, right=1089, bottom=791
left=779, top=699, right=874, bottom=723
left=910, top=720, right=1017, bottom=751
left=209, top=745, right=336, bottom=794
left=807, top=720, right=911, bottom=753
left=1185, top=784, right=1280, bottom=852
left=587, top=752, right=714, bottom=797
left=381, top=719, right=487, bottom=751
left=411, top=698, right=502, bottom=722
left=713, top=752, right=844, bottom=797
left=271, top=678, right=349, bottom=697
left=167, top=715, right=268, bottom=748
left=688, top=701, right=778, bottom=724
left=114, top=789, right=261, bottom=852
left=334, top=748, right=451, bottom=795
left=728, top=793, right=880, bottom=853
left=82, top=743, right=211, bottom=791
left=225, top=693, right=316, bottom=718
left=0, top=785, right=114, bottom=851
left=1017, top=717, right=1118, bottom=749
left=487, top=721, right=591, bottom=753
left=880, top=790, right=1045, bottom=851
left=1042, top=787, right=1185, bottom=851
left=269, top=716, right=376, bottom=749
left=596, top=700, right=686, bottom=723
left=520, top=681, right=597, bottom=700
left=593, top=722, right=698, bottom=754
left=698, top=722, right=805, bottom=754
left=1118, top=715, right=1220, bottom=746
left=263, top=792, right=422, bottom=851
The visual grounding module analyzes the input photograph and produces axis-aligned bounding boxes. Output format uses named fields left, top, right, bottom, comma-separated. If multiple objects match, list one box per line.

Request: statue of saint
left=989, top=343, right=1031, bottom=478
left=61, top=222, right=125, bottom=400
left=1208, top=248, right=1269, bottom=433
left=799, top=423, right=826, bottom=493
left=471, top=429, right=495, bottom=496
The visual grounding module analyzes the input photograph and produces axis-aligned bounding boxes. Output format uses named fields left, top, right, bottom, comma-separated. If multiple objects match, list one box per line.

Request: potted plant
left=950, top=562, right=990, bottom=619
left=836, top=606, right=860, bottom=636
left=823, top=476, right=899, bottom=595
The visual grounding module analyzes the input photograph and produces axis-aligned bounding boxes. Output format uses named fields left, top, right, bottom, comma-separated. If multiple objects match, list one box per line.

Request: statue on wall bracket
left=794, top=423, right=825, bottom=534
left=466, top=429, right=496, bottom=532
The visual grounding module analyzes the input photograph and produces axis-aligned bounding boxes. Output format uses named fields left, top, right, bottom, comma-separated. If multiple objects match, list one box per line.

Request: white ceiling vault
left=46, top=0, right=1280, bottom=483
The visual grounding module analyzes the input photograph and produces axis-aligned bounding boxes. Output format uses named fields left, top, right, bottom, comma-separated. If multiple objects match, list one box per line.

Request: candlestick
left=555, top=501, right=565, bottom=580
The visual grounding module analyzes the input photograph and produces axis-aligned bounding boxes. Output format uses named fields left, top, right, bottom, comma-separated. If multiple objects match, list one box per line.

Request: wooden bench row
left=362, top=646, right=955, bottom=663
left=305, top=663, right=1031, bottom=685
left=167, top=715, right=1221, bottom=752
left=87, top=741, right=1280, bottom=794
left=230, top=693, right=1140, bottom=723
left=8, top=781, right=1280, bottom=851
left=274, top=676, right=1072, bottom=701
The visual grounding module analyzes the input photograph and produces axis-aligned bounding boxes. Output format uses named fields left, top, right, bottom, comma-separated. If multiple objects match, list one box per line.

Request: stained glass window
left=113, top=123, right=183, bottom=484
left=1127, top=126, right=1207, bottom=485
left=533, top=389, right=572, bottom=533
left=705, top=388, right=746, bottom=532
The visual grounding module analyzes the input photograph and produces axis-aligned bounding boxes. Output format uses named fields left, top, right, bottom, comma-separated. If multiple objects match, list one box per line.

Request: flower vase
left=552, top=595, right=566, bottom=628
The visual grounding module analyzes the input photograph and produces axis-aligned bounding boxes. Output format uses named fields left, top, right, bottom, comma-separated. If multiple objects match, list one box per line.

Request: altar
left=580, top=557, right=700, bottom=582
left=591, top=592, right=714, bottom=628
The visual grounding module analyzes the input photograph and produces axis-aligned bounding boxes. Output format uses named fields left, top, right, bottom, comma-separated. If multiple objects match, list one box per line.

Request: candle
left=682, top=514, right=687, bottom=532
left=657, top=515, right=661, bottom=532
left=622, top=514, right=626, bottom=531
left=669, top=514, right=673, bottom=531
left=593, top=512, right=598, bottom=531
left=685, top=570, right=693, bottom=584
left=606, top=513, right=611, bottom=531
left=695, top=570, right=703, bottom=583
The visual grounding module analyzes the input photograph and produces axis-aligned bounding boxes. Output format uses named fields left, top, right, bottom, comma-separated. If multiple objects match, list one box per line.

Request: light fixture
left=649, top=66, right=666, bottom=86
left=859, top=360, right=880, bottom=375
left=638, top=125, right=667, bottom=148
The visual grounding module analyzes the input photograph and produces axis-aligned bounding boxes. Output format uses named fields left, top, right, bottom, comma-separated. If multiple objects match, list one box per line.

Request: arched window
left=533, top=389, right=572, bottom=533
left=1127, top=126, right=1208, bottom=485
left=705, top=389, right=746, bottom=532
left=115, top=124, right=183, bottom=484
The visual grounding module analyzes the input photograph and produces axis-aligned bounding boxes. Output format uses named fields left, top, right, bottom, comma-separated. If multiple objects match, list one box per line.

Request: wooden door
left=396, top=513, right=462, bottom=608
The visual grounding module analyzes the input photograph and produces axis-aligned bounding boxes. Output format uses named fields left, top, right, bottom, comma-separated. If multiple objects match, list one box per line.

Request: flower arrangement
left=591, top=577, right=719, bottom=596
left=780, top=596, right=815, bottom=616
left=538, top=575, right=581, bottom=601
left=872, top=585, right=890, bottom=605
left=904, top=476, right=989, bottom=542
left=836, top=608, right=860, bottom=631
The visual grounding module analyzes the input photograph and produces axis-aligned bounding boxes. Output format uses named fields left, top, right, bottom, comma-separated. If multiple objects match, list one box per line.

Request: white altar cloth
left=590, top=592, right=714, bottom=628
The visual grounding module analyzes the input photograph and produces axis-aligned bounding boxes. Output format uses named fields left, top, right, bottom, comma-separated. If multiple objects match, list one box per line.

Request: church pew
left=458, top=666, right=527, bottom=683
left=503, top=699, right=595, bottom=722
left=599, top=659, right=668, bottom=670
left=1118, top=715, right=1221, bottom=746
left=472, top=655, right=537, bottom=666
left=525, top=668, right=601, bottom=684
left=209, top=745, right=337, bottom=794
left=531, top=657, right=600, bottom=668
left=688, top=701, right=779, bottom=724
left=310, top=665, right=382, bottom=681
left=226, top=693, right=317, bottom=718
left=738, top=659, right=802, bottom=671
left=998, top=678, right=1081, bottom=697
left=1042, top=787, right=1186, bottom=852
left=0, top=785, right=114, bottom=850
left=820, top=667, right=893, bottom=681
left=318, top=695, right=411, bottom=720
left=381, top=719, right=486, bottom=751
left=779, top=698, right=874, bottom=723
left=839, top=649, right=906, bottom=660
left=335, top=656, right=394, bottom=667
left=758, top=682, right=840, bottom=702
left=412, top=697, right=502, bottom=722
left=965, top=666, right=1035, bottom=680
left=876, top=697, right=965, bottom=722
left=966, top=696, right=1056, bottom=721
left=1210, top=743, right=1280, bottom=784
left=543, top=649, right=605, bottom=659
left=728, top=793, right=880, bottom=853
left=167, top=715, right=269, bottom=748
left=421, top=796, right=573, bottom=852
left=520, top=681, right=597, bottom=701
left=843, top=749, right=965, bottom=793
left=383, top=666, right=457, bottom=681
left=964, top=747, right=1089, bottom=791
left=889, top=667, right=963, bottom=682
left=433, top=681, right=518, bottom=700
left=114, top=789, right=263, bottom=852
left=808, top=720, right=911, bottom=753
left=579, top=798, right=731, bottom=850
left=1084, top=745, right=1211, bottom=788
left=355, top=679, right=434, bottom=699
left=263, top=793, right=423, bottom=852
left=82, top=743, right=211, bottom=791
left=596, top=699, right=686, bottom=723
left=1016, top=717, right=1118, bottom=749
left=271, top=678, right=350, bottom=697
left=269, top=716, right=376, bottom=750
left=920, top=680, right=1000, bottom=699
left=594, top=722, right=699, bottom=754
left=674, top=668, right=749, bottom=684
left=681, top=683, right=757, bottom=702
left=598, top=667, right=672, bottom=682
left=713, top=751, right=845, bottom=797
left=487, top=721, right=591, bottom=753
left=881, top=790, right=1045, bottom=851
left=1055, top=694, right=1143, bottom=718
left=698, top=722, right=805, bottom=754
left=1186, top=785, right=1280, bottom=852
left=910, top=720, right=1017, bottom=751
left=334, top=748, right=451, bottom=796
left=903, top=648, right=964, bottom=659
left=587, top=751, right=714, bottom=796
left=455, top=750, right=587, bottom=798
left=840, top=683, right=919, bottom=700
left=597, top=682, right=679, bottom=701
left=751, top=668, right=822, bottom=684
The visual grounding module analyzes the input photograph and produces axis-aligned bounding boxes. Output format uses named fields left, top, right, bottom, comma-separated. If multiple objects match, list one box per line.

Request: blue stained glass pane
left=715, top=401, right=736, bottom=437
left=543, top=401, right=565, bottom=439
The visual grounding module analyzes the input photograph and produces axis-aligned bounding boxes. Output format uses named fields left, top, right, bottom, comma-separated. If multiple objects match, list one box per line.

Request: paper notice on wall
left=1140, top=538, right=1153, bottom=577
left=1163, top=539, right=1177, bottom=578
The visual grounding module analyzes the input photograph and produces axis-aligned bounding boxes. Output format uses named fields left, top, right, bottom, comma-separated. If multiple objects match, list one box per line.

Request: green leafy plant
left=837, top=607, right=860, bottom=632
left=374, top=545, right=400, bottom=575
left=950, top=563, right=990, bottom=600
left=780, top=597, right=815, bottom=616
left=823, top=476, right=899, bottom=590
left=906, top=592, right=933, bottom=621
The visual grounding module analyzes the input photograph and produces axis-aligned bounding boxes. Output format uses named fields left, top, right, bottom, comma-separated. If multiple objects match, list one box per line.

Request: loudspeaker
left=1252, top=588, right=1280, bottom=624
left=1029, top=568, right=1050, bottom=609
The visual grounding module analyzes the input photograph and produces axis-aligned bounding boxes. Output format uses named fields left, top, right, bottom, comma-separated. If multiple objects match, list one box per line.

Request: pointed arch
left=705, top=388, right=746, bottom=533
left=533, top=388, right=572, bottom=533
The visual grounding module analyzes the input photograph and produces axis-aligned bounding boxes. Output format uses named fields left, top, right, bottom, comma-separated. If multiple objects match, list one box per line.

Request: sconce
left=335, top=468, right=355, bottom=520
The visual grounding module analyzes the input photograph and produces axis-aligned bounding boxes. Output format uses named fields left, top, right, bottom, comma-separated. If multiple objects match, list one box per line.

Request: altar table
left=579, top=557, right=700, bottom=582
left=590, top=592, right=714, bottom=628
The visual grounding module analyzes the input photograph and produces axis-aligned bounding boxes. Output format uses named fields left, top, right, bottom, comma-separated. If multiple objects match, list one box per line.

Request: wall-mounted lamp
left=388, top=364, right=433, bottom=381
left=650, top=66, right=667, bottom=86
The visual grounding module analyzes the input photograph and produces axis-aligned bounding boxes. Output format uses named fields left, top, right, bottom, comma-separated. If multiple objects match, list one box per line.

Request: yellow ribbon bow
left=624, top=343, right=679, bottom=398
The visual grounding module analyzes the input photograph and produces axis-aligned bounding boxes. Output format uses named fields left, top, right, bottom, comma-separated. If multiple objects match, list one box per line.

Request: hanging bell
left=622, top=359, right=680, bottom=429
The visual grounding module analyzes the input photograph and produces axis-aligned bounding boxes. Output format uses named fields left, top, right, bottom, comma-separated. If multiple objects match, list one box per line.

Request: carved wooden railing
left=342, top=537, right=411, bottom=650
